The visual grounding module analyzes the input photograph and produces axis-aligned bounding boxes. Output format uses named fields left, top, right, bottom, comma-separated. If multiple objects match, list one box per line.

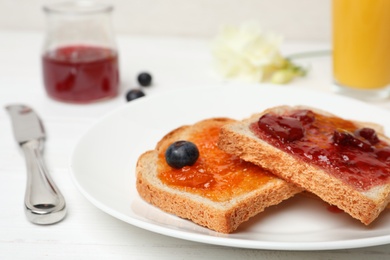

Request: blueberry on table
left=137, top=72, right=152, bottom=87
left=125, top=89, right=145, bottom=101
left=165, top=141, right=199, bottom=169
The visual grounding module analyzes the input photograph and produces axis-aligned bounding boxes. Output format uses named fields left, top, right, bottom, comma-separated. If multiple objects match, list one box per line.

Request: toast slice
left=218, top=105, right=390, bottom=225
left=136, top=118, right=302, bottom=233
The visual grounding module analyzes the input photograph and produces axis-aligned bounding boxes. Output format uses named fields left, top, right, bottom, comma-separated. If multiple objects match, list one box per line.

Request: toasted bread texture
left=136, top=118, right=301, bottom=233
left=218, top=106, right=390, bottom=225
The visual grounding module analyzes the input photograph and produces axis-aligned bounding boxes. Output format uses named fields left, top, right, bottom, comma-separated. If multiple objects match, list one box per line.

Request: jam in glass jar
left=42, top=1, right=120, bottom=103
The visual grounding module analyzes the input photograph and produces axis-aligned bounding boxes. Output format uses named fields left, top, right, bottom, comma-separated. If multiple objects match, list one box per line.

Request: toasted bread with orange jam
left=136, top=118, right=301, bottom=233
left=218, top=105, right=390, bottom=225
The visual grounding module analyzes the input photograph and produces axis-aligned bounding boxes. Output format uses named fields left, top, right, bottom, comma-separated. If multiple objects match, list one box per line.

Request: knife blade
left=6, top=104, right=66, bottom=224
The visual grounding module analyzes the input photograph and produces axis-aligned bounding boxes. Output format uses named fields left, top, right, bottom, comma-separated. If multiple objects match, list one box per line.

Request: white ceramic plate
left=70, top=84, right=390, bottom=250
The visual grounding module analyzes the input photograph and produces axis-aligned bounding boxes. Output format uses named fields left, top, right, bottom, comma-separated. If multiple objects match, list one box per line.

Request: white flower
left=211, top=22, right=305, bottom=84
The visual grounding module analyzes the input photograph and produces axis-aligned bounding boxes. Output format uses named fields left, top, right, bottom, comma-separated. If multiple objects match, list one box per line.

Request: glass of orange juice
left=332, top=0, right=390, bottom=100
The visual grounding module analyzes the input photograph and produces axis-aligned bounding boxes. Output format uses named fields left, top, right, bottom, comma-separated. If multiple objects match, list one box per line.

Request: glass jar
left=42, top=1, right=120, bottom=103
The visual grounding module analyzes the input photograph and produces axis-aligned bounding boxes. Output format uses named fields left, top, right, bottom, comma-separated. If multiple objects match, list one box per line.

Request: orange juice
left=333, top=0, right=390, bottom=90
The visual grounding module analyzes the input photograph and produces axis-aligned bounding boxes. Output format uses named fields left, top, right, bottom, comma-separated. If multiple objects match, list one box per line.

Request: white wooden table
left=1, top=30, right=390, bottom=259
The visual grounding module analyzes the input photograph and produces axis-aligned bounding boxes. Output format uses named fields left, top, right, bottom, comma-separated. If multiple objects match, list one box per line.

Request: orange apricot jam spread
left=250, top=109, right=390, bottom=191
left=157, top=121, right=273, bottom=202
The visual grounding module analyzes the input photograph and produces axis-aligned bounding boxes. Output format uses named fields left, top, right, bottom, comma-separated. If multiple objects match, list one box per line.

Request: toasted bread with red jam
left=218, top=105, right=390, bottom=225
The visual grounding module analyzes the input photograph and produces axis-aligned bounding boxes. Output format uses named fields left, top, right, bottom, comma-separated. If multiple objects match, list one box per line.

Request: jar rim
left=43, top=1, right=113, bottom=15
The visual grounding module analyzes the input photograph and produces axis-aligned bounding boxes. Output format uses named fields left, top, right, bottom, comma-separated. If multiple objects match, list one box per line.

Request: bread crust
left=218, top=105, right=390, bottom=225
left=136, top=118, right=301, bottom=233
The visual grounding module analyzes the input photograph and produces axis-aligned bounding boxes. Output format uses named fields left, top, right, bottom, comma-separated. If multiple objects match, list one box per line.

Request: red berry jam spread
left=42, top=45, right=119, bottom=103
left=250, top=109, right=390, bottom=191
left=158, top=120, right=273, bottom=202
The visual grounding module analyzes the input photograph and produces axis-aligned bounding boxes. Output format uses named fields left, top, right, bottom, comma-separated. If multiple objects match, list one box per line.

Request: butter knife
left=6, top=104, right=66, bottom=224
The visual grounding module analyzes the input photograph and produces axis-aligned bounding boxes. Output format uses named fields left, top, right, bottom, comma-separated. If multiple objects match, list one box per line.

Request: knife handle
left=22, top=139, right=66, bottom=224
